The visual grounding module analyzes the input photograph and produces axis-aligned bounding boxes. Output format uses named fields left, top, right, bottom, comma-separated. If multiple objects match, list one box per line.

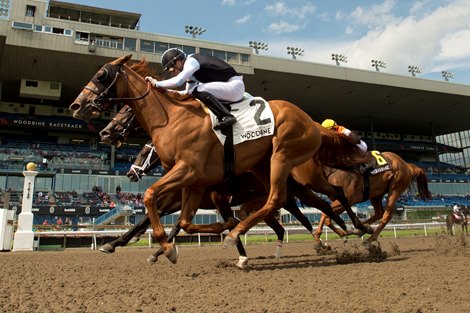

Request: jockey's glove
left=145, top=76, right=159, bottom=88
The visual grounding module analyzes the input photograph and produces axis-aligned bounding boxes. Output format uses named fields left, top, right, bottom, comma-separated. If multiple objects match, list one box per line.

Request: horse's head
left=69, top=55, right=133, bottom=121
left=99, top=105, right=136, bottom=147
left=126, top=142, right=161, bottom=182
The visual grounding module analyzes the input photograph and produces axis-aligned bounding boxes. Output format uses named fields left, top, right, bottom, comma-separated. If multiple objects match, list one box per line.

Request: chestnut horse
left=446, top=207, right=468, bottom=236
left=314, top=152, right=432, bottom=246
left=69, top=55, right=370, bottom=263
left=98, top=108, right=323, bottom=264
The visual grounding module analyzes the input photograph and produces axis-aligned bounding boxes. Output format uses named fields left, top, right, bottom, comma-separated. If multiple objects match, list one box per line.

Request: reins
left=86, top=64, right=151, bottom=113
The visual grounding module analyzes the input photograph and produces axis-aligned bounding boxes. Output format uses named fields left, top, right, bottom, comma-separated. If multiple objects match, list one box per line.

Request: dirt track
left=1, top=235, right=469, bottom=313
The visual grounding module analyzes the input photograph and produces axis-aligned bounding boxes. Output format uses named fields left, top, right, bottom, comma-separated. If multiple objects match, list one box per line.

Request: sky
left=63, top=0, right=470, bottom=85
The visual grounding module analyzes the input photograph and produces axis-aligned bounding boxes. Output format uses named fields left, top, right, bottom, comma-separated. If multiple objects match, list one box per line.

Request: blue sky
left=64, top=0, right=470, bottom=85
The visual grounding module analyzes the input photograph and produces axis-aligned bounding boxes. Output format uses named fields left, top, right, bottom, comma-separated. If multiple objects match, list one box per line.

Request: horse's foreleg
left=224, top=164, right=289, bottom=247
left=364, top=193, right=399, bottom=244
left=144, top=186, right=177, bottom=263
left=333, top=186, right=373, bottom=235
left=263, top=213, right=284, bottom=258
left=218, top=195, right=249, bottom=269
left=178, top=189, right=236, bottom=234
left=289, top=176, right=347, bottom=231
left=363, top=198, right=384, bottom=225
left=99, top=215, right=151, bottom=253
left=147, top=223, right=182, bottom=264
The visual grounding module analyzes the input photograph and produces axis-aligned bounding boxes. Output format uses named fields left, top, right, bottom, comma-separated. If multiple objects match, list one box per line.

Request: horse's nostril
left=100, top=130, right=110, bottom=137
left=69, top=103, right=80, bottom=111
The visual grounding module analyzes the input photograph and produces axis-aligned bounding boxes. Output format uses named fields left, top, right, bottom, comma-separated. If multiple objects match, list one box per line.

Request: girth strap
left=222, top=126, right=235, bottom=181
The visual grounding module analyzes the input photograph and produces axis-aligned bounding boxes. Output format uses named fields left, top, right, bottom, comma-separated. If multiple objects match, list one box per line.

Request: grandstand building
left=0, top=0, right=469, bottom=225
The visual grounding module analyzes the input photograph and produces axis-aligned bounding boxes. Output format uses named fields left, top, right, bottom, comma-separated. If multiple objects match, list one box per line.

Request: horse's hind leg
left=99, top=215, right=151, bottom=253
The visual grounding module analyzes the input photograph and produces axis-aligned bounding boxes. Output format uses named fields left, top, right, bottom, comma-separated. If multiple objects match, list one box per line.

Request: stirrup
left=214, top=115, right=236, bottom=130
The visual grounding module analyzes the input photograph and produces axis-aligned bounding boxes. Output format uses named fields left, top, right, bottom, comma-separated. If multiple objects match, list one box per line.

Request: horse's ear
left=114, top=54, right=133, bottom=65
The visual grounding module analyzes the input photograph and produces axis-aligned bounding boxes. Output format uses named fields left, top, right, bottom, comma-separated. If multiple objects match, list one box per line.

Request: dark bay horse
left=69, top=54, right=370, bottom=263
left=314, top=152, right=432, bottom=247
left=446, top=207, right=468, bottom=236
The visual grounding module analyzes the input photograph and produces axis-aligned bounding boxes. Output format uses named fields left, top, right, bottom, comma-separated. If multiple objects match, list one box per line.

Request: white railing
left=31, top=222, right=448, bottom=250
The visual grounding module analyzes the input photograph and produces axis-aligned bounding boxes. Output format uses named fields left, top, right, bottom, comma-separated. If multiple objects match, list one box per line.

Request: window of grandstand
left=33, top=24, right=72, bottom=36
left=96, top=36, right=123, bottom=49
left=140, top=39, right=154, bottom=53
left=123, top=37, right=136, bottom=51
left=26, top=5, right=35, bottom=17
left=240, top=53, right=250, bottom=65
left=11, top=21, right=33, bottom=30
left=155, top=41, right=168, bottom=54
left=74, top=31, right=90, bottom=44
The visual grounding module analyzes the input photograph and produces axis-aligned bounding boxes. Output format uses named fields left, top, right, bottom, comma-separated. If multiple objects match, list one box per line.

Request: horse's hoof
left=236, top=256, right=249, bottom=269
left=164, top=244, right=178, bottom=264
left=362, top=239, right=372, bottom=247
left=313, top=242, right=323, bottom=252
left=364, top=224, right=375, bottom=234
left=223, top=235, right=239, bottom=248
left=129, top=236, right=140, bottom=244
left=98, top=244, right=115, bottom=254
left=274, top=247, right=282, bottom=259
left=147, top=255, right=158, bottom=264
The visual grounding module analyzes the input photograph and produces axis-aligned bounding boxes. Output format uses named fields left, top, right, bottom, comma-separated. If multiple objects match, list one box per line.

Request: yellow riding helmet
left=321, top=119, right=337, bottom=129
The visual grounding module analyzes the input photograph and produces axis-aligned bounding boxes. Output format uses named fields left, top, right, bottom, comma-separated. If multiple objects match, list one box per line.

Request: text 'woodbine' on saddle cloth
left=208, top=93, right=275, bottom=145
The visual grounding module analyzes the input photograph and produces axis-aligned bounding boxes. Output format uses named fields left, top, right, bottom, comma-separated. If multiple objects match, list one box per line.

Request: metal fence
left=29, top=221, right=450, bottom=250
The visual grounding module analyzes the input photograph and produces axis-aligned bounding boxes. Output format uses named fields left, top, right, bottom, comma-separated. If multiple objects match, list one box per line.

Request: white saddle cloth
left=209, top=93, right=275, bottom=145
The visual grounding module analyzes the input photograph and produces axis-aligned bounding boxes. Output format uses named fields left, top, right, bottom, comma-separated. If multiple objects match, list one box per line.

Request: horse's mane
left=129, top=59, right=161, bottom=79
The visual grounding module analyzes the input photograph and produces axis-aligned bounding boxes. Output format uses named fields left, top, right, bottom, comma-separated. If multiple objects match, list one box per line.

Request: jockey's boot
left=193, top=90, right=236, bottom=130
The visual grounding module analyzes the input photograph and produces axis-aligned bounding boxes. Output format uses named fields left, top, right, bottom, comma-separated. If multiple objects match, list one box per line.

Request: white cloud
left=222, top=0, right=235, bottom=5
left=409, top=1, right=427, bottom=14
left=265, top=1, right=470, bottom=81
left=265, top=1, right=315, bottom=19
left=267, top=21, right=302, bottom=34
left=235, top=14, right=251, bottom=24
left=265, top=2, right=288, bottom=16
left=347, top=0, right=399, bottom=33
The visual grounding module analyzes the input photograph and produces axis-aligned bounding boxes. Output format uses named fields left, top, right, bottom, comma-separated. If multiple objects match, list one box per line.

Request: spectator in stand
left=116, top=185, right=121, bottom=195
left=57, top=217, right=63, bottom=229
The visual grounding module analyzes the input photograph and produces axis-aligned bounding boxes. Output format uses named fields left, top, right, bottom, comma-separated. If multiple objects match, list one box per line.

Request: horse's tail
left=407, top=163, right=432, bottom=200
left=314, top=125, right=370, bottom=170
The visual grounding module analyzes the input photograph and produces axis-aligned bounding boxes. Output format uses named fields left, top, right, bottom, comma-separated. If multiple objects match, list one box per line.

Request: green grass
left=123, top=225, right=449, bottom=248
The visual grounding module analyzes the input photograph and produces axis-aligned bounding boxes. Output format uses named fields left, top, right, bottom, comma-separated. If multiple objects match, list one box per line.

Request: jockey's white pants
left=192, top=76, right=245, bottom=102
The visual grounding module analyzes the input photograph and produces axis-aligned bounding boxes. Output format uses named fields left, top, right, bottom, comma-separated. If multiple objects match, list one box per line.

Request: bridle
left=109, top=105, right=137, bottom=142
left=128, top=143, right=160, bottom=181
left=84, top=63, right=151, bottom=113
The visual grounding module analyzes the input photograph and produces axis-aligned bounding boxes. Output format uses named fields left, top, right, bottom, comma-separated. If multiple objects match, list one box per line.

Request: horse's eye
left=96, top=68, right=108, bottom=82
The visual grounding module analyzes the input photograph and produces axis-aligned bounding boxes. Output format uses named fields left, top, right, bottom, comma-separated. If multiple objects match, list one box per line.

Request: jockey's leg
left=192, top=89, right=236, bottom=130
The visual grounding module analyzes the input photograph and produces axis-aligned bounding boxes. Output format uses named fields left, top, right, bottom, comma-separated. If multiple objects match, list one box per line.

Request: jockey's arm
left=154, top=57, right=200, bottom=89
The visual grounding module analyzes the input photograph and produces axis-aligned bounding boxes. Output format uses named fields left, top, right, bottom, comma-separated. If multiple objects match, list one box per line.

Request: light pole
left=408, top=65, right=422, bottom=77
left=184, top=25, right=206, bottom=38
left=332, top=53, right=348, bottom=66
left=441, top=70, right=454, bottom=82
left=249, top=41, right=268, bottom=54
left=287, top=46, right=304, bottom=60
left=371, top=59, right=387, bottom=72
